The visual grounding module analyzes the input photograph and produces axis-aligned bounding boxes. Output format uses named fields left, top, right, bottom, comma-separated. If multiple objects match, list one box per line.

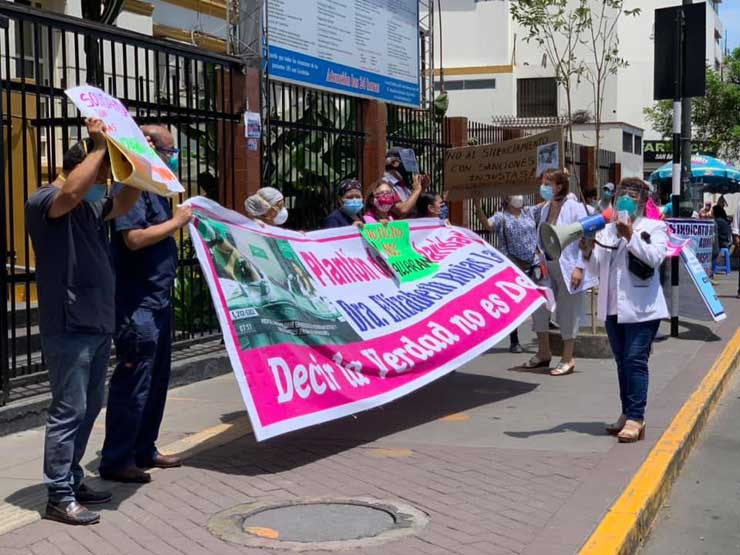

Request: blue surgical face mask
left=615, top=195, right=638, bottom=217
left=167, top=153, right=179, bottom=172
left=342, top=198, right=364, bottom=215
left=603, top=190, right=613, bottom=200
left=439, top=203, right=449, bottom=220
left=540, top=184, right=554, bottom=201
left=84, top=183, right=107, bottom=203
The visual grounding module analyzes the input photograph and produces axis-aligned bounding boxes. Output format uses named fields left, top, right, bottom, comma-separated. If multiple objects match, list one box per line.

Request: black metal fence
left=0, top=1, right=243, bottom=404
left=467, top=120, right=522, bottom=146
left=387, top=105, right=449, bottom=194
left=262, top=80, right=365, bottom=231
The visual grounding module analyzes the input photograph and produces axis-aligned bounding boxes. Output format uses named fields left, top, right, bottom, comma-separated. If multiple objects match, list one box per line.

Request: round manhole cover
left=243, top=502, right=395, bottom=542
left=208, top=498, right=429, bottom=551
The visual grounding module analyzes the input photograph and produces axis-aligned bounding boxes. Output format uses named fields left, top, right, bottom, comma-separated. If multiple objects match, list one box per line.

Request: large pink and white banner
left=186, top=197, right=550, bottom=440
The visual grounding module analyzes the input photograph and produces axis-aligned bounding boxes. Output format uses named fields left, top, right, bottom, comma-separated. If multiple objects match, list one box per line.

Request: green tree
left=580, top=0, right=640, bottom=187
left=510, top=0, right=588, bottom=178
left=644, top=47, right=740, bottom=161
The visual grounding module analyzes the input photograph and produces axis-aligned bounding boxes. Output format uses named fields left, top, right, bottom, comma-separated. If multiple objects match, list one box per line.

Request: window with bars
left=516, top=77, right=557, bottom=117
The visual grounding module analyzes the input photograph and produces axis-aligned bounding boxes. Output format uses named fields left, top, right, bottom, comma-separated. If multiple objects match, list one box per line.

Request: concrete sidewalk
left=0, top=276, right=738, bottom=555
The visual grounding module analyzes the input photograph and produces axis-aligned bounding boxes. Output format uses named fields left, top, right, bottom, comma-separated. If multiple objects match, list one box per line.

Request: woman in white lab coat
left=580, top=178, right=668, bottom=442
left=524, top=170, right=596, bottom=376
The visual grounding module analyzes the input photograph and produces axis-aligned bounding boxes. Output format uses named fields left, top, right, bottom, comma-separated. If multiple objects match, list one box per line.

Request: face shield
left=614, top=180, right=650, bottom=219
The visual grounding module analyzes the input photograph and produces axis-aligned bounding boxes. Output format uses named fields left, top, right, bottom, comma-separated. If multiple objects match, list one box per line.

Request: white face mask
left=272, top=207, right=289, bottom=226
left=509, top=196, right=524, bottom=209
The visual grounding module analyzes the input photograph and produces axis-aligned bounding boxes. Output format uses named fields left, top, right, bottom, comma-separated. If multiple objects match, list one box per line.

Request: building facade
left=434, top=0, right=726, bottom=180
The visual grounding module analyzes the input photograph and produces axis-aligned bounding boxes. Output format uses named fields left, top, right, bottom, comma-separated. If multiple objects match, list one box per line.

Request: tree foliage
left=510, top=0, right=587, bottom=177
left=580, top=0, right=640, bottom=186
left=644, top=47, right=740, bottom=161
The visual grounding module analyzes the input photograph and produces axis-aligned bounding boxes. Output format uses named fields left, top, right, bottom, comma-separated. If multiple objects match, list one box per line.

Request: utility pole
left=670, top=5, right=684, bottom=338
left=680, top=0, right=693, bottom=222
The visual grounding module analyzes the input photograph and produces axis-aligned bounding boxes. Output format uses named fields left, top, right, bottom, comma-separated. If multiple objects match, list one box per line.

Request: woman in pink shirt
left=363, top=179, right=396, bottom=224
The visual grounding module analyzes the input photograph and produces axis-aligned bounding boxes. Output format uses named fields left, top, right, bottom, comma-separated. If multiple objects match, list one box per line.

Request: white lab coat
left=538, top=198, right=597, bottom=294
left=587, top=218, right=669, bottom=323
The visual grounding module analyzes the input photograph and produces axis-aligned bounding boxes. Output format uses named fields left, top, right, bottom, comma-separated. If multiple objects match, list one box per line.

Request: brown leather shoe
left=45, top=500, right=100, bottom=525
left=140, top=453, right=182, bottom=469
left=100, top=466, right=151, bottom=483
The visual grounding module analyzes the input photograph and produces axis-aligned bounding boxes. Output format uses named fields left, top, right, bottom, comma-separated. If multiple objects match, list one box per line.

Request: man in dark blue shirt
left=25, top=118, right=141, bottom=525
left=100, top=125, right=192, bottom=484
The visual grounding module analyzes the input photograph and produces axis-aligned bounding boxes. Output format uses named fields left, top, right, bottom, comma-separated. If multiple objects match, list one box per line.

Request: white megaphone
left=540, top=206, right=614, bottom=259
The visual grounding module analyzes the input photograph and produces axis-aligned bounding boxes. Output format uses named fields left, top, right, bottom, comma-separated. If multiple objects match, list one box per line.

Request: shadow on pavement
left=182, top=371, right=538, bottom=476
left=504, top=421, right=607, bottom=438
left=4, top=475, right=145, bottom=519
left=675, top=320, right=722, bottom=342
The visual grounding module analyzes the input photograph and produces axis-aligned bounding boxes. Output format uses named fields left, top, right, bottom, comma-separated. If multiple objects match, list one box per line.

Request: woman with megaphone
left=525, top=170, right=597, bottom=376
left=579, top=177, right=668, bottom=443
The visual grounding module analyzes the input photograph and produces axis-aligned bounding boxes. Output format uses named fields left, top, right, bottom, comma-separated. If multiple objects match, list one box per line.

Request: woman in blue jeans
left=580, top=178, right=669, bottom=442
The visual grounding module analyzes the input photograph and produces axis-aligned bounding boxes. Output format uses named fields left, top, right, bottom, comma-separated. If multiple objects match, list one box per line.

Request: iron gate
left=262, top=79, right=365, bottom=231
left=0, top=1, right=243, bottom=405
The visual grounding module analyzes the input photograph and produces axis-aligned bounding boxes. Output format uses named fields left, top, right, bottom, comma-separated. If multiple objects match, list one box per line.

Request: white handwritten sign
left=65, top=86, right=185, bottom=197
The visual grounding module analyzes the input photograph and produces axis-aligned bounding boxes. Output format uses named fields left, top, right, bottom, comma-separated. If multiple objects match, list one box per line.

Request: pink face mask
left=374, top=194, right=395, bottom=211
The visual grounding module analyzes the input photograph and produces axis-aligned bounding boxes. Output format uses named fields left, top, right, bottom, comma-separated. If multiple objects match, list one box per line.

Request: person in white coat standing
left=580, top=177, right=668, bottom=443
left=524, top=170, right=596, bottom=376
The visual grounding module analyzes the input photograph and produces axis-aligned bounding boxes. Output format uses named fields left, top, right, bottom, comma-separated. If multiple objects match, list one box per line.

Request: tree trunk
left=593, top=80, right=602, bottom=189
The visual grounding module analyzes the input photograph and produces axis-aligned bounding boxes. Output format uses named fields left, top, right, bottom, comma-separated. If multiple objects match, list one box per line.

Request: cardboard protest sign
left=186, top=196, right=550, bottom=440
left=444, top=128, right=564, bottom=200
left=65, top=86, right=185, bottom=197
left=360, top=221, right=439, bottom=283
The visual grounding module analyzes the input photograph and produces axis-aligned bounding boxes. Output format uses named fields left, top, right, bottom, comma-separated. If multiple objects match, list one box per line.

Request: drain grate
left=208, top=498, right=429, bottom=551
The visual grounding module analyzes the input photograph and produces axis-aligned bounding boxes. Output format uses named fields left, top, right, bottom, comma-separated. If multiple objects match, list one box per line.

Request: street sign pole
left=670, top=6, right=684, bottom=338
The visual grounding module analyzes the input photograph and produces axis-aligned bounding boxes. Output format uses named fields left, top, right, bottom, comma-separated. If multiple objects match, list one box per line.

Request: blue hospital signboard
left=266, top=0, right=421, bottom=107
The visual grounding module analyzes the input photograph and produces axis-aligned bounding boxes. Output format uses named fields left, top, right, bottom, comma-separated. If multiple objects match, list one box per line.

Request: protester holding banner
left=526, top=171, right=595, bottom=376
left=245, top=187, right=288, bottom=226
left=100, top=125, right=192, bottom=485
left=473, top=195, right=540, bottom=353
left=324, top=178, right=364, bottom=228
left=416, top=192, right=445, bottom=220
left=384, top=147, right=427, bottom=219
left=25, top=118, right=142, bottom=525
left=363, top=178, right=396, bottom=224
left=580, top=178, right=669, bottom=443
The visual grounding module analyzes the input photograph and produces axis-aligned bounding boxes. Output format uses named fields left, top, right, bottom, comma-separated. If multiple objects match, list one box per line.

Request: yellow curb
left=580, top=328, right=740, bottom=555
left=0, top=415, right=253, bottom=536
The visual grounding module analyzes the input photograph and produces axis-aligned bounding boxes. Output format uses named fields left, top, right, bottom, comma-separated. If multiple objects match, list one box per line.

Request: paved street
left=642, top=366, right=740, bottom=555
left=0, top=278, right=738, bottom=555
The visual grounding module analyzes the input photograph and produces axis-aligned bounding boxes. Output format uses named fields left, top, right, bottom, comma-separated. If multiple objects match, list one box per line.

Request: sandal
left=550, top=361, right=575, bottom=376
left=522, top=355, right=551, bottom=369
left=617, top=420, right=645, bottom=443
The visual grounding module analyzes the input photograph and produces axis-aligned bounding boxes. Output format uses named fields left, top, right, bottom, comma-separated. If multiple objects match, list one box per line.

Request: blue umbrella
left=649, top=155, right=740, bottom=194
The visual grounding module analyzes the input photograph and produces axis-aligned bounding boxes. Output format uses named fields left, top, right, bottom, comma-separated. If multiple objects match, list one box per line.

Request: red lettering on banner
left=299, top=250, right=387, bottom=287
